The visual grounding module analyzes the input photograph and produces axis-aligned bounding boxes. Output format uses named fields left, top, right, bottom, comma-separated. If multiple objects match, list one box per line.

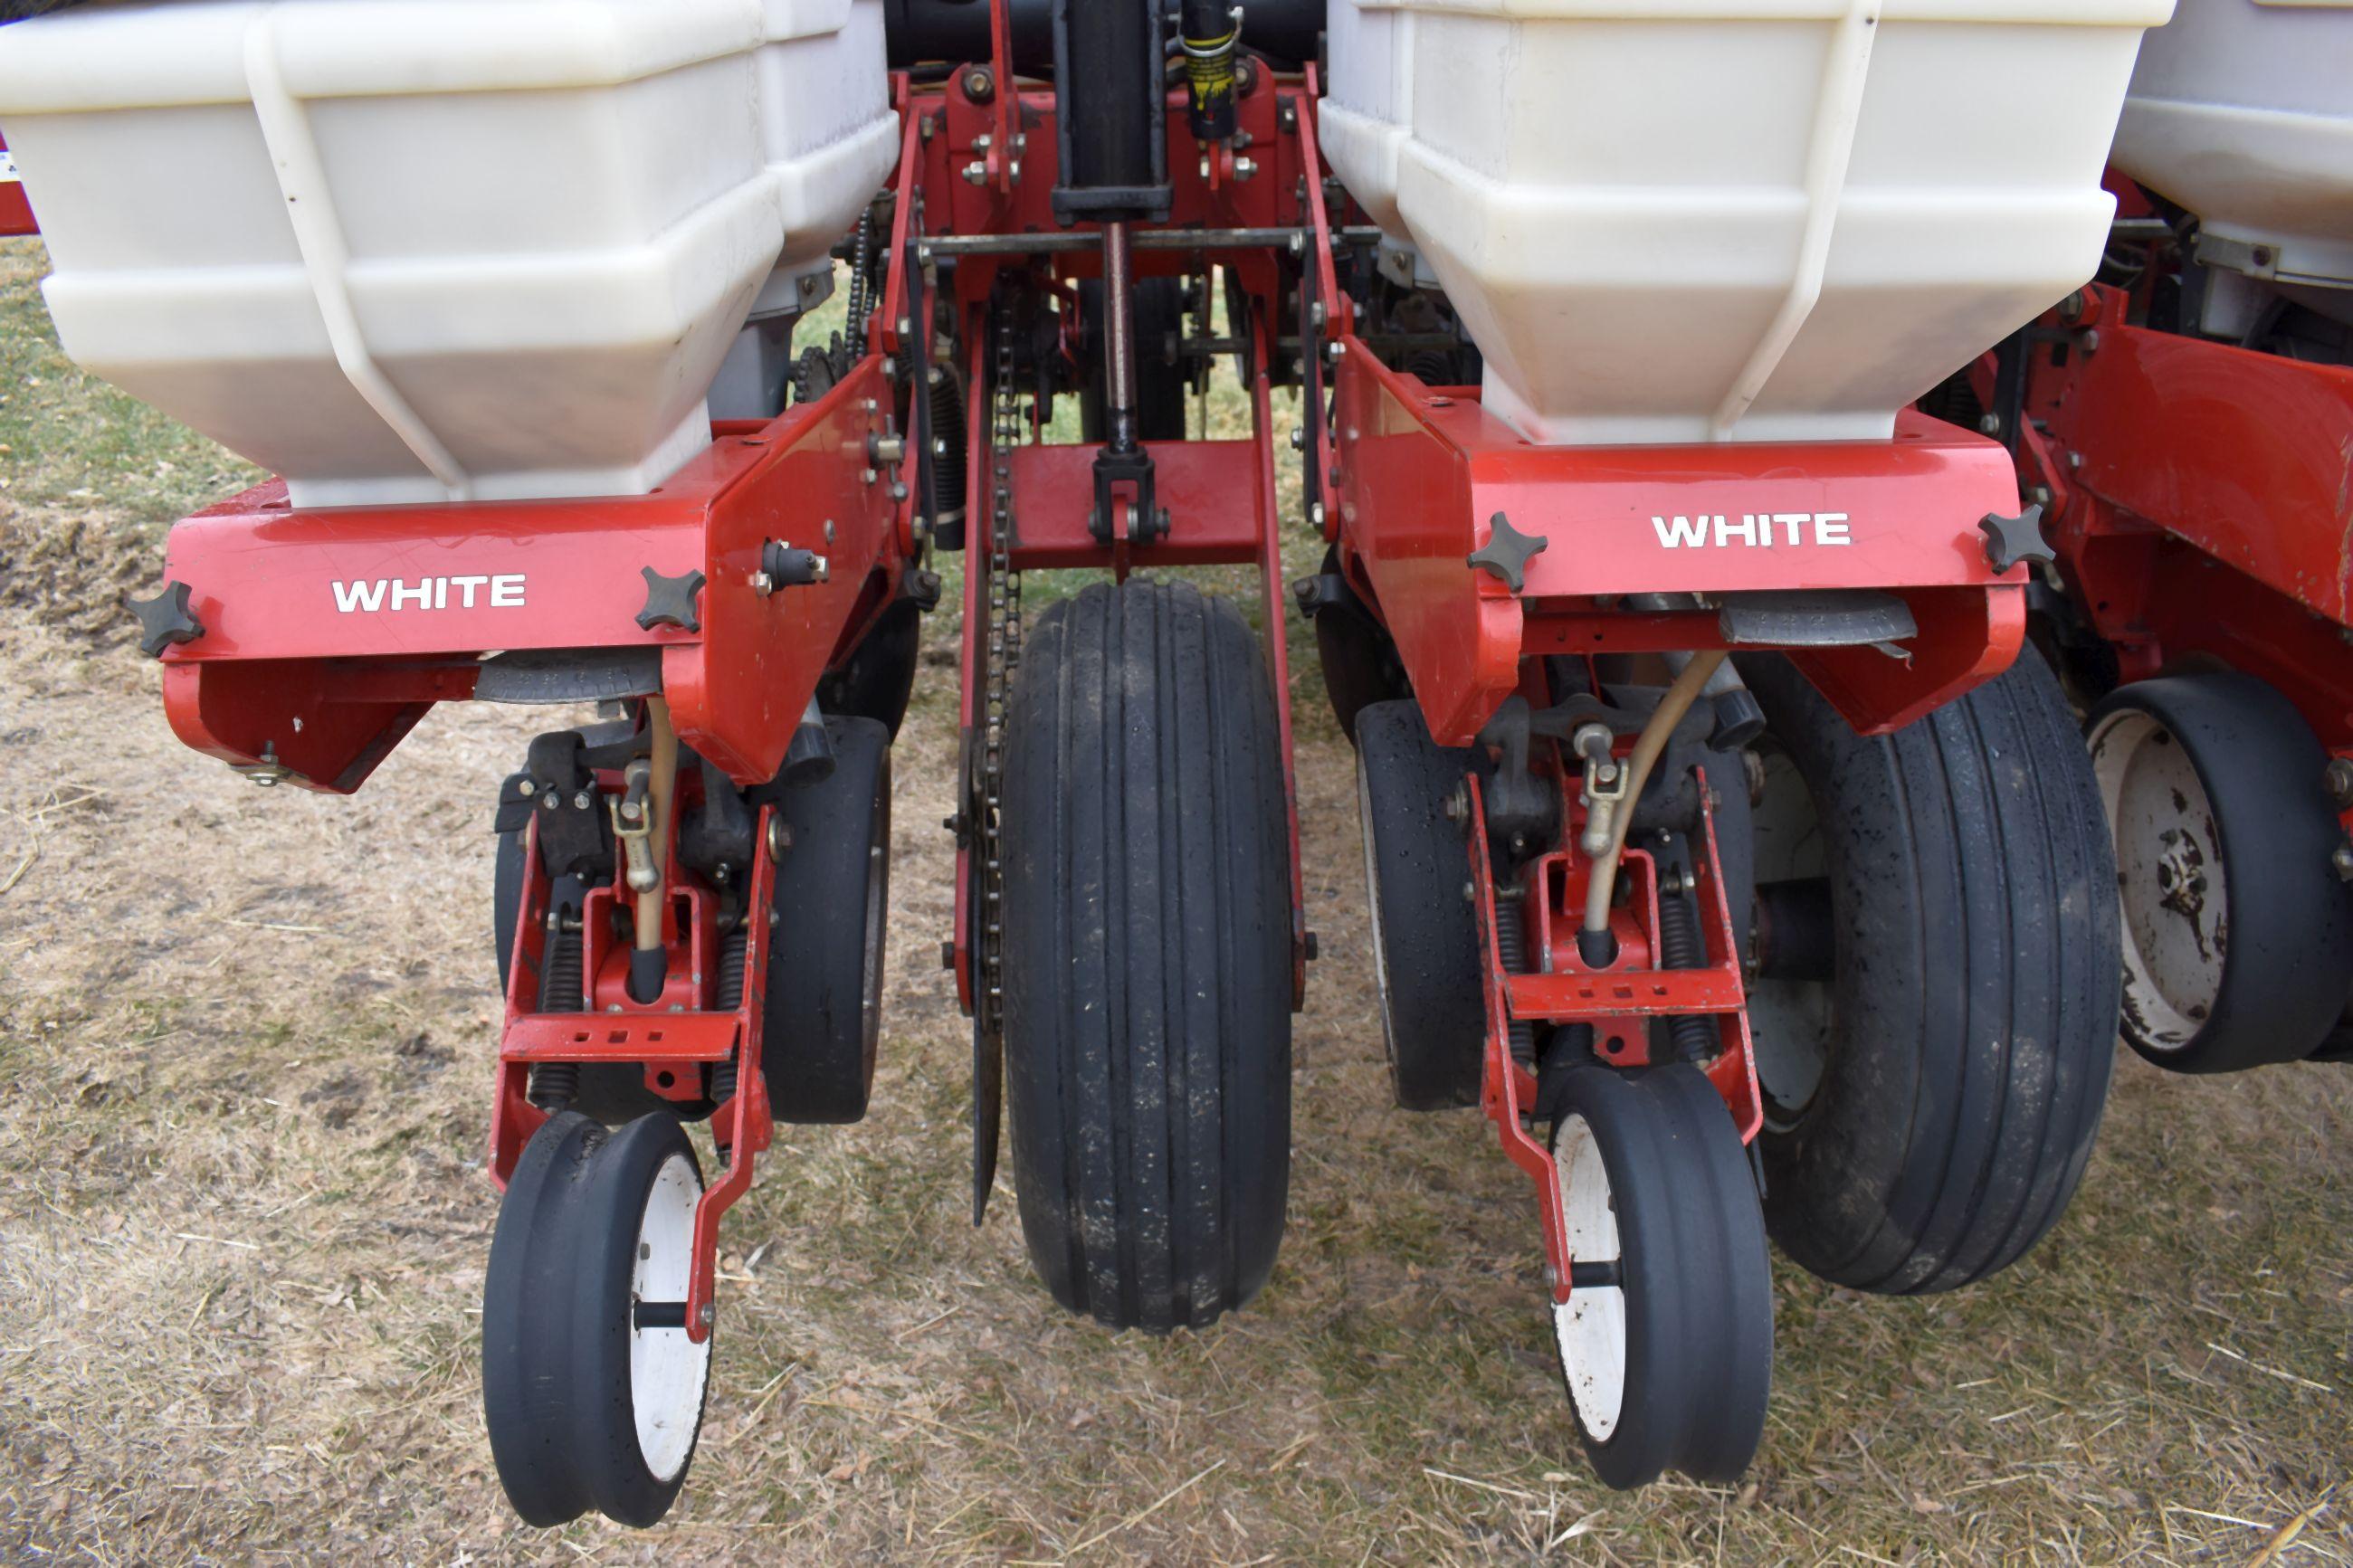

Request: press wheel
left=482, top=1111, right=712, bottom=1528
left=1545, top=1062, right=1772, bottom=1489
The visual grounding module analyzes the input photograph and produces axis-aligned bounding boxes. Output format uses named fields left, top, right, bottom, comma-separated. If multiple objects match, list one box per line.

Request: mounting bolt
left=1462, top=881, right=1476, bottom=904
left=699, top=1303, right=715, bottom=1328
left=961, top=161, right=987, bottom=185
left=1444, top=783, right=1469, bottom=825
left=1291, top=426, right=1304, bottom=451
left=1234, top=156, right=1258, bottom=181
left=962, top=65, right=994, bottom=101
left=2079, top=328, right=2101, bottom=354
left=1309, top=500, right=1327, bottom=529
left=1542, top=1264, right=1559, bottom=1288
left=1977, top=413, right=2002, bottom=437
left=766, top=816, right=792, bottom=863
left=234, top=742, right=292, bottom=787
left=2335, top=842, right=2353, bottom=883
left=518, top=779, right=536, bottom=796
left=2327, top=757, right=2353, bottom=809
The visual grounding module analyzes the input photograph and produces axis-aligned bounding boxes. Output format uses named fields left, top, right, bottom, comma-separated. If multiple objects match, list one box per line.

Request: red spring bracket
left=1467, top=768, right=1760, bottom=1307
left=487, top=809, right=777, bottom=1345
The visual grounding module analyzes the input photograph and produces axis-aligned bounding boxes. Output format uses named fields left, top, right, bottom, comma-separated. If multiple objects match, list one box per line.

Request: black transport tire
left=1736, top=649, right=2120, bottom=1294
left=1000, top=579, right=1292, bottom=1330
left=483, top=1112, right=711, bottom=1529
left=1547, top=1062, right=1773, bottom=1489
left=753, top=715, right=891, bottom=1122
left=2085, top=673, right=2353, bottom=1072
left=1310, top=548, right=1412, bottom=743
left=817, top=600, right=922, bottom=739
left=1353, top=698, right=1483, bottom=1108
left=1078, top=277, right=1190, bottom=442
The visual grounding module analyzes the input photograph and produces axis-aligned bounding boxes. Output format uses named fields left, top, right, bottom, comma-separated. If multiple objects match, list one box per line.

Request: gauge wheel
left=2086, top=672, right=2353, bottom=1071
left=483, top=1111, right=713, bottom=1528
left=1737, top=649, right=2118, bottom=1294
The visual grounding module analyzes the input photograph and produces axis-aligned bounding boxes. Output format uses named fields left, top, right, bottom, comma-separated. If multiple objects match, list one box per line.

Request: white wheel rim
left=1356, top=748, right=1401, bottom=1054
left=2089, top=708, right=2226, bottom=1053
left=631, top=1153, right=710, bottom=1483
left=1549, top=1115, right=1627, bottom=1441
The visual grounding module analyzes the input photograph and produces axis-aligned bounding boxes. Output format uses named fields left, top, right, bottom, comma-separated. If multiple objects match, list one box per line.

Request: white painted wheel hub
left=1550, top=1114, right=1627, bottom=1441
left=630, top=1152, right=710, bottom=1483
left=2089, top=708, right=2227, bottom=1053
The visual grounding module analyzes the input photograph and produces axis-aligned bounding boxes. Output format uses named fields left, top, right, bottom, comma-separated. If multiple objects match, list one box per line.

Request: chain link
left=976, top=307, right=1024, bottom=1045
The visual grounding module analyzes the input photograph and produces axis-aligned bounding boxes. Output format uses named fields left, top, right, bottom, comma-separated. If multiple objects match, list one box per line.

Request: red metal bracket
left=155, top=363, right=907, bottom=792
left=1468, top=756, right=1759, bottom=1309
left=489, top=809, right=776, bottom=1345
left=0, top=133, right=33, bottom=237
left=2007, top=282, right=2353, bottom=747
left=1331, top=346, right=2029, bottom=746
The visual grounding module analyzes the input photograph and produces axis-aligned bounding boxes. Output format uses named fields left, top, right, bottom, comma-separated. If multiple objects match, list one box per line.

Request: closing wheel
left=1001, top=579, right=1292, bottom=1330
left=753, top=715, right=892, bottom=1122
left=2085, top=673, right=2353, bottom=1072
left=1738, top=649, right=2119, bottom=1294
left=483, top=1111, right=712, bottom=1529
left=1310, top=548, right=1412, bottom=743
left=1354, top=698, right=1483, bottom=1108
left=817, top=600, right=922, bottom=740
left=1547, top=1062, right=1773, bottom=1489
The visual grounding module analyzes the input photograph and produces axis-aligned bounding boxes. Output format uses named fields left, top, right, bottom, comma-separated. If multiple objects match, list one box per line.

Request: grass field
left=2, top=234, right=2350, bottom=1565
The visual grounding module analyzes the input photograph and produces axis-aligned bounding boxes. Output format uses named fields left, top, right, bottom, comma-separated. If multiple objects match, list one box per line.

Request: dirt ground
left=4, top=238, right=2352, bottom=1564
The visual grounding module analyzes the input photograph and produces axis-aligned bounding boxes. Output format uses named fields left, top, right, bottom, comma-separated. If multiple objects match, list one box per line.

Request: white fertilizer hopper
left=0, top=0, right=898, bottom=508
left=1323, top=0, right=2174, bottom=446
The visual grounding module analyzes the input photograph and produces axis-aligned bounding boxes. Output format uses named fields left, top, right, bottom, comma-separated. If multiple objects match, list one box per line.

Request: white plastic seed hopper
left=1322, top=0, right=2174, bottom=445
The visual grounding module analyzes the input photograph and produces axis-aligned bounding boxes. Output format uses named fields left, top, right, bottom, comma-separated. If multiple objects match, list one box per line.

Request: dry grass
left=3, top=241, right=2351, bottom=1565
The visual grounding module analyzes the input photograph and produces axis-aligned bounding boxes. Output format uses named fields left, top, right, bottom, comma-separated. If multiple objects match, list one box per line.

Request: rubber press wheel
left=1311, top=547, right=1413, bottom=744
left=1354, top=698, right=1483, bottom=1109
left=999, top=579, right=1293, bottom=1330
left=751, top=715, right=892, bottom=1122
left=1736, top=649, right=2120, bottom=1295
left=2085, top=673, right=2353, bottom=1072
left=1546, top=1062, right=1773, bottom=1489
left=483, top=1111, right=713, bottom=1528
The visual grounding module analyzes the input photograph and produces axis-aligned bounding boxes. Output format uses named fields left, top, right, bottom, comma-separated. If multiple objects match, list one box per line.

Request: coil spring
left=709, top=927, right=750, bottom=1107
left=1493, top=895, right=1538, bottom=1070
left=1655, top=875, right=1719, bottom=1062
left=1405, top=348, right=1456, bottom=386
left=929, top=372, right=967, bottom=531
left=526, top=924, right=586, bottom=1110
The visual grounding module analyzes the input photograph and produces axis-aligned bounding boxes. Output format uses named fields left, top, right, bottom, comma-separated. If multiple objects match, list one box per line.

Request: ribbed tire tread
left=1001, top=579, right=1292, bottom=1331
left=1741, top=651, right=2120, bottom=1294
